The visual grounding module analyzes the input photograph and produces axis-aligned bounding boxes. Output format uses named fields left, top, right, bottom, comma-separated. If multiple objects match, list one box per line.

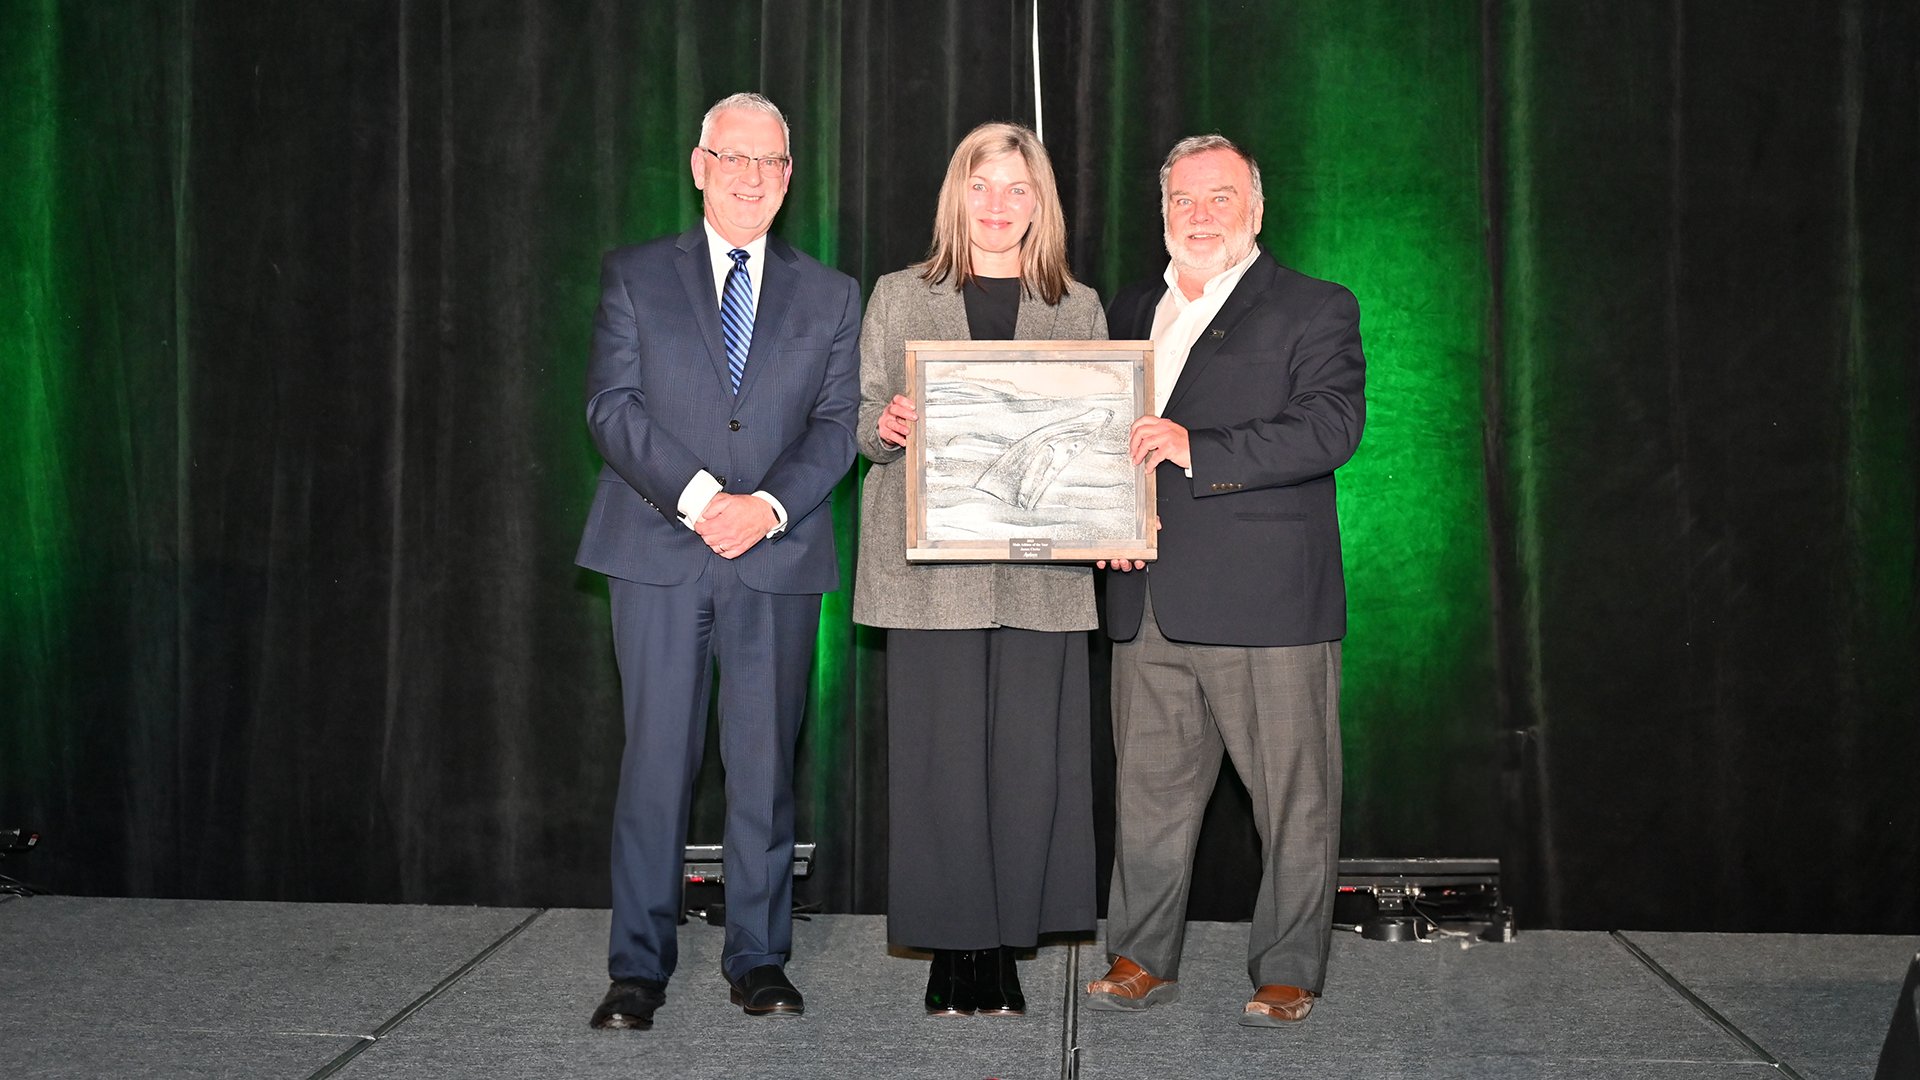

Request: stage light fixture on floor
left=1, top=826, right=44, bottom=897
left=681, top=842, right=816, bottom=926
left=1334, top=857, right=1514, bottom=943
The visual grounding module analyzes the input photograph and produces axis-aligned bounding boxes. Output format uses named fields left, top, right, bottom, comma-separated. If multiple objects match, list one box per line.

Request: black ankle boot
left=925, top=949, right=978, bottom=1015
left=974, top=946, right=1026, bottom=1015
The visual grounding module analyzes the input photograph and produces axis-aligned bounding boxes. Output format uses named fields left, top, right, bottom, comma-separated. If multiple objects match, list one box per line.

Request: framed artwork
left=903, top=339, right=1156, bottom=563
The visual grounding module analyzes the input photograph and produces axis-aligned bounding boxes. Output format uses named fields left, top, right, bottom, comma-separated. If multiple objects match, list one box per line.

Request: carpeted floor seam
left=1609, top=930, right=1804, bottom=1080
left=1060, top=940, right=1081, bottom=1079
left=303, top=907, right=547, bottom=1080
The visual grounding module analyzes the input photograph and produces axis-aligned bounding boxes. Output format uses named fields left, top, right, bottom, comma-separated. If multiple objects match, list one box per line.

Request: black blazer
left=1104, top=249, right=1365, bottom=647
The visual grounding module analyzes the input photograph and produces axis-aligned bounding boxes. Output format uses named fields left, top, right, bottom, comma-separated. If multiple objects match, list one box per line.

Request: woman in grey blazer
left=853, top=122, right=1107, bottom=1017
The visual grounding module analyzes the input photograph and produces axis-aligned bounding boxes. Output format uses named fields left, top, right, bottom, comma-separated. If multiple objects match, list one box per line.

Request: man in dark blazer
left=576, top=92, right=860, bottom=1029
left=1086, top=135, right=1365, bottom=1025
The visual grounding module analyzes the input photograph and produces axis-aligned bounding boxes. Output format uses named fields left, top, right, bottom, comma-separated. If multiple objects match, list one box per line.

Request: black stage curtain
left=2, top=0, right=1915, bottom=934
left=1045, top=0, right=1919, bottom=932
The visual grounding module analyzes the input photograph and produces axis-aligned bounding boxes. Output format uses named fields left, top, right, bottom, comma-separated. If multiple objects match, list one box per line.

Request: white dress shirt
left=1149, top=244, right=1261, bottom=416
left=674, top=222, right=788, bottom=534
left=703, top=221, right=767, bottom=314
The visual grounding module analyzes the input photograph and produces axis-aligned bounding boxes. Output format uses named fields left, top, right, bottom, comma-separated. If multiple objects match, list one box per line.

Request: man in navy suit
left=576, top=92, right=860, bottom=1029
left=1087, top=135, right=1365, bottom=1025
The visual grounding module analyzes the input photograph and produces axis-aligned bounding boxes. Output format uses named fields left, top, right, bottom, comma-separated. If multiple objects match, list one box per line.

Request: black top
left=963, top=276, right=1022, bottom=340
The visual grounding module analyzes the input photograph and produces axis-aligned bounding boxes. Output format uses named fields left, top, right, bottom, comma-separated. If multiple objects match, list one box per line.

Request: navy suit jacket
left=576, top=225, right=860, bottom=594
left=1104, top=249, right=1365, bottom=647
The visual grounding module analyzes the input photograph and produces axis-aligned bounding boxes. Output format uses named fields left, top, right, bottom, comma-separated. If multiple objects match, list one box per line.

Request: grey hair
left=698, top=92, right=792, bottom=154
left=1158, top=134, right=1264, bottom=206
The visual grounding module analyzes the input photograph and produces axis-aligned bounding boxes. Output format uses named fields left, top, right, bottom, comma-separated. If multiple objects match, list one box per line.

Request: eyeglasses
left=698, top=147, right=792, bottom=176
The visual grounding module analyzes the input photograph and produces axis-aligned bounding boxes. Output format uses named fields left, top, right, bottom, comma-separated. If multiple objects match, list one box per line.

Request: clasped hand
left=695, top=493, right=776, bottom=559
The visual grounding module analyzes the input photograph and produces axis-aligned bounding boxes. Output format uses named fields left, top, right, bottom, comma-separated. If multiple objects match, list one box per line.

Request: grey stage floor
left=0, top=894, right=1912, bottom=1079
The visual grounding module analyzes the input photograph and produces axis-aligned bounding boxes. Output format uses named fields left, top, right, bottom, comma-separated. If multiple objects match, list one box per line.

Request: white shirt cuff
left=751, top=491, right=789, bottom=537
left=677, top=470, right=723, bottom=529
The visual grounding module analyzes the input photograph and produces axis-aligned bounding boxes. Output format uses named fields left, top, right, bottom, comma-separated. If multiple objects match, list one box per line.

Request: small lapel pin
left=1209, top=329, right=1226, bottom=339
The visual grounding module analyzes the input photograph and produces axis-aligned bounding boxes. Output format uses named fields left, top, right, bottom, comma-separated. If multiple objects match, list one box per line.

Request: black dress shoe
left=925, top=949, right=978, bottom=1016
left=589, top=978, right=666, bottom=1030
left=974, top=947, right=1026, bottom=1016
left=727, top=964, right=804, bottom=1016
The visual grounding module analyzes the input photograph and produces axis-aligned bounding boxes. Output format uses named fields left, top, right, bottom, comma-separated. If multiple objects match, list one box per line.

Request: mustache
left=1162, top=228, right=1252, bottom=266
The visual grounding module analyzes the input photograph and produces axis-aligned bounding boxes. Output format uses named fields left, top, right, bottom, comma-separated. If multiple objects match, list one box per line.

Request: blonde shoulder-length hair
left=919, top=122, right=1074, bottom=306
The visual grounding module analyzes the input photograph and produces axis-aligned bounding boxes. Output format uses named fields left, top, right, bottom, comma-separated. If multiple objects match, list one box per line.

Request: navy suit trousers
left=605, top=562, right=820, bottom=985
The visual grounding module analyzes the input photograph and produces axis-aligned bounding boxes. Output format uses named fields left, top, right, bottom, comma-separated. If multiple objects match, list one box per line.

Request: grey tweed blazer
left=851, top=268, right=1108, bottom=631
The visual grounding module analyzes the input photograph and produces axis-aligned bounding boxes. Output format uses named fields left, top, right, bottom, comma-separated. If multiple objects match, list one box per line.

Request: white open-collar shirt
left=1149, top=243, right=1261, bottom=416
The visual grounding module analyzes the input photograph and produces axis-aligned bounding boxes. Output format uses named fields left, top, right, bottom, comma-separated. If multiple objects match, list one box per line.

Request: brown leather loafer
left=1240, top=984, right=1315, bottom=1025
left=1084, top=956, right=1179, bottom=1011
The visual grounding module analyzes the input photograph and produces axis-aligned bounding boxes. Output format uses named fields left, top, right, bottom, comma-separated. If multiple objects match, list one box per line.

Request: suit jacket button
left=729, top=420, right=741, bottom=431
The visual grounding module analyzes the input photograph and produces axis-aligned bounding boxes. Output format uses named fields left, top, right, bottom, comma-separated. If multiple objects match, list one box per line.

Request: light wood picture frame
left=903, top=339, right=1157, bottom=563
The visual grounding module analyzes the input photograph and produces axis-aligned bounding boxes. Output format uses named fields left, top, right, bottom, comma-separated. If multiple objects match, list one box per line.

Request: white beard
left=1164, top=227, right=1254, bottom=282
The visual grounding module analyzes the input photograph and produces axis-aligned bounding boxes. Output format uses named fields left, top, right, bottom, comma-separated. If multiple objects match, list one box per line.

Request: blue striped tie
left=720, top=248, right=754, bottom=394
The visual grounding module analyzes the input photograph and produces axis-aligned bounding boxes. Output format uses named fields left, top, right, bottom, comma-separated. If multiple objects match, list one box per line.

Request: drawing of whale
left=972, top=407, right=1113, bottom=510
